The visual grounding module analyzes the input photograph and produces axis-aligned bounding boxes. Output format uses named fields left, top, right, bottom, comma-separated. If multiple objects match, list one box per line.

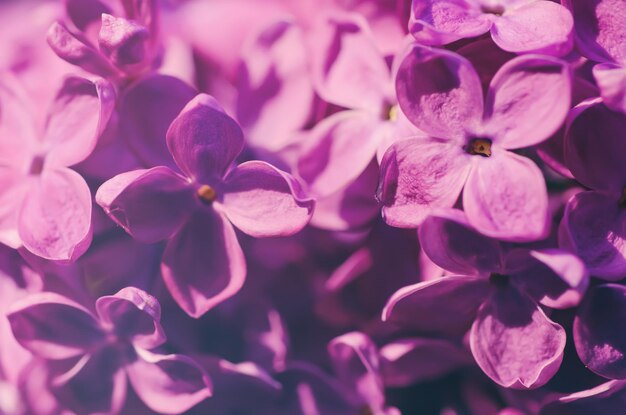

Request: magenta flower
left=410, top=0, right=573, bottom=55
left=7, top=287, right=212, bottom=414
left=97, top=94, right=314, bottom=317
left=379, top=44, right=571, bottom=241
left=564, top=0, right=626, bottom=114
left=560, top=99, right=626, bottom=279
left=383, top=210, right=587, bottom=388
left=0, top=76, right=114, bottom=262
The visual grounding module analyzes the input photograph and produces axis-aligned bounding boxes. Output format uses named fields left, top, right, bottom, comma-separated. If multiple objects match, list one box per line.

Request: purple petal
left=119, top=74, right=197, bottom=168
left=7, top=292, right=104, bottom=359
left=382, top=276, right=489, bottom=336
left=565, top=0, right=626, bottom=63
left=328, top=332, right=385, bottom=412
left=559, top=190, right=626, bottom=280
left=540, top=380, right=626, bottom=415
left=310, top=13, right=391, bottom=112
left=19, top=167, right=93, bottom=262
left=297, top=111, right=382, bottom=198
left=470, top=285, right=566, bottom=389
left=44, top=76, right=115, bottom=168
left=236, top=20, right=314, bottom=152
left=161, top=210, right=246, bottom=318
left=508, top=249, right=589, bottom=310
left=52, top=348, right=127, bottom=415
left=99, top=14, right=150, bottom=69
left=46, top=21, right=114, bottom=76
left=378, top=138, right=471, bottom=228
left=380, top=338, right=470, bottom=387
left=410, top=0, right=492, bottom=45
left=96, top=167, right=195, bottom=243
left=564, top=99, right=626, bottom=193
left=574, top=284, right=626, bottom=379
left=126, top=348, right=212, bottom=414
left=65, top=0, right=111, bottom=31
left=464, top=150, right=549, bottom=242
left=0, top=169, right=29, bottom=249
left=419, top=209, right=504, bottom=275
left=96, top=287, right=166, bottom=350
left=395, top=44, right=483, bottom=138
left=221, top=161, right=314, bottom=238
left=490, top=1, right=573, bottom=55
left=166, top=94, right=244, bottom=182
left=484, top=55, right=572, bottom=149
left=594, top=63, right=626, bottom=114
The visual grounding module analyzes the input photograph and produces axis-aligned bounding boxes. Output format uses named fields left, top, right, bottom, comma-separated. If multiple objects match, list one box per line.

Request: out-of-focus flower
left=0, top=75, right=114, bottom=262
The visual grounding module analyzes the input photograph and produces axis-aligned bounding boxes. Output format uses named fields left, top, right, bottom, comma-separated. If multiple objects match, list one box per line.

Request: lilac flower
left=7, top=287, right=212, bottom=414
left=97, top=94, right=314, bottom=317
left=383, top=209, right=588, bottom=388
left=560, top=99, right=626, bottom=279
left=379, top=44, right=571, bottom=241
left=564, top=0, right=626, bottom=113
left=47, top=0, right=160, bottom=81
left=410, top=0, right=573, bottom=56
left=0, top=75, right=114, bottom=262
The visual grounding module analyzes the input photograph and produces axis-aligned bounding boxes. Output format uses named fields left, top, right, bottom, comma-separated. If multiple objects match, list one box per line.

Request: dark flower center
left=29, top=155, right=45, bottom=175
left=480, top=3, right=505, bottom=15
left=381, top=102, right=399, bottom=122
left=197, top=184, right=217, bottom=204
left=489, top=273, right=509, bottom=287
left=465, top=138, right=492, bottom=157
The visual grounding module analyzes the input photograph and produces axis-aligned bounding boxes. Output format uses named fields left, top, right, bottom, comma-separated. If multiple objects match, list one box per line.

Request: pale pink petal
left=221, top=161, right=314, bottom=238
left=484, top=55, right=572, bottom=149
left=491, top=1, right=573, bottom=55
left=18, top=167, right=92, bottom=262
left=378, top=138, right=471, bottom=228
left=464, top=151, right=549, bottom=242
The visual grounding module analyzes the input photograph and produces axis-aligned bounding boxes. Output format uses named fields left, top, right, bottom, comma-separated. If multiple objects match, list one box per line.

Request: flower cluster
left=0, top=0, right=624, bottom=413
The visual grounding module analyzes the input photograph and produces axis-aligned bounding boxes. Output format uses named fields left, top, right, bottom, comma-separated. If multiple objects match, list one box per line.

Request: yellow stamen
left=467, top=138, right=492, bottom=157
left=197, top=184, right=217, bottom=204
left=388, top=104, right=399, bottom=122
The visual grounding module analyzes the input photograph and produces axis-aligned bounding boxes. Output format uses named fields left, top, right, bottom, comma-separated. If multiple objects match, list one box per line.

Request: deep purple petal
left=574, top=284, right=626, bottom=379
left=419, top=209, right=504, bottom=275
left=126, top=348, right=212, bottom=414
left=161, top=210, right=246, bottom=318
left=119, top=74, right=196, bottom=168
left=166, top=94, right=244, bottom=181
left=99, top=14, right=150, bottom=69
left=96, top=167, right=195, bottom=243
left=559, top=191, right=626, bottom=280
left=564, top=99, right=626, bottom=193
left=382, top=276, right=489, bottom=336
left=7, top=292, right=104, bottom=359
left=96, top=287, right=166, bottom=350
left=470, top=285, right=565, bottom=389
